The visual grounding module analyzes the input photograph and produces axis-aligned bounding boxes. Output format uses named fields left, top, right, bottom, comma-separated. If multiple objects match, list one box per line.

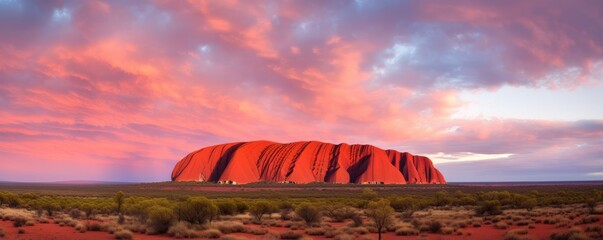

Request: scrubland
left=0, top=182, right=602, bottom=239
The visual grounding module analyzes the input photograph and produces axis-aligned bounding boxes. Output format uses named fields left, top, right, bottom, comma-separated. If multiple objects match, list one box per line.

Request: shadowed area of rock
left=171, top=141, right=446, bottom=184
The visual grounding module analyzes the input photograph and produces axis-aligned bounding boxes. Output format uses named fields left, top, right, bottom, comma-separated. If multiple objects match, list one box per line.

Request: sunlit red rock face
left=171, top=141, right=446, bottom=184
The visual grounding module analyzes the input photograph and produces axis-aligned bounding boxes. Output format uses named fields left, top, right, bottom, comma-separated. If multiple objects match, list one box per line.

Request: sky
left=0, top=0, right=602, bottom=182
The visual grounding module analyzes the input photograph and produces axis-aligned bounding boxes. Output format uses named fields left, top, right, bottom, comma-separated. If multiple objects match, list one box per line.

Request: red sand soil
left=171, top=140, right=446, bottom=184
left=0, top=219, right=176, bottom=240
left=2, top=215, right=601, bottom=239
left=0, top=219, right=113, bottom=240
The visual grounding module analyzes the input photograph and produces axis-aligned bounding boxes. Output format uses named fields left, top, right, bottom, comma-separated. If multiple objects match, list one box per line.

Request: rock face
left=171, top=141, right=446, bottom=184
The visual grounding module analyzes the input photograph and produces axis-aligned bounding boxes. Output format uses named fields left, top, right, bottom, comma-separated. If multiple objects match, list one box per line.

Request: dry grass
left=441, top=226, right=454, bottom=235
left=220, top=236, right=250, bottom=240
left=554, top=220, right=570, bottom=228
left=577, top=215, right=599, bottom=225
left=494, top=221, right=508, bottom=229
left=503, top=234, right=533, bottom=240
left=125, top=221, right=146, bottom=234
left=113, top=229, right=133, bottom=240
left=334, top=233, right=355, bottom=240
left=324, top=229, right=341, bottom=238
left=340, top=226, right=369, bottom=235
left=452, top=220, right=468, bottom=228
left=100, top=221, right=120, bottom=234
left=395, top=227, right=419, bottom=236
left=550, top=227, right=588, bottom=240
left=584, top=225, right=602, bottom=232
left=584, top=224, right=603, bottom=239
left=88, top=222, right=102, bottom=231
left=284, top=221, right=305, bottom=230
left=212, top=221, right=246, bottom=233
left=0, top=208, right=35, bottom=227
left=259, top=219, right=283, bottom=228
left=246, top=227, right=268, bottom=235
left=305, top=227, right=326, bottom=236
left=13, top=216, right=28, bottom=227
left=201, top=229, right=221, bottom=239
left=506, top=228, right=529, bottom=236
left=53, top=215, right=78, bottom=227
left=279, top=230, right=303, bottom=239
left=75, top=222, right=87, bottom=233
left=220, top=235, right=247, bottom=240
left=167, top=221, right=200, bottom=238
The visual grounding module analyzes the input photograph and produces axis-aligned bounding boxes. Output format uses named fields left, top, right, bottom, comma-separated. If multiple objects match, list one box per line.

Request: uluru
left=171, top=141, right=446, bottom=184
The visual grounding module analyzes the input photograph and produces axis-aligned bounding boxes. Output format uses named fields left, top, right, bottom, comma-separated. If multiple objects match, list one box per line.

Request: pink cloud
left=0, top=0, right=601, bottom=181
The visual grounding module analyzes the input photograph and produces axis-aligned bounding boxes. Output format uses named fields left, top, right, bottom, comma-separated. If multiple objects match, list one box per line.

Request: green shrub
left=4, top=193, right=21, bottom=208
left=114, top=191, right=126, bottom=224
left=435, top=191, right=451, bottom=206
left=233, top=199, right=249, bottom=214
left=476, top=200, right=502, bottom=216
left=249, top=201, right=276, bottom=221
left=295, top=203, right=321, bottom=225
left=351, top=214, right=363, bottom=227
left=366, top=199, right=395, bottom=240
left=175, top=197, right=218, bottom=224
left=322, top=204, right=358, bottom=222
left=389, top=197, right=415, bottom=212
left=43, top=201, right=59, bottom=217
left=361, top=188, right=378, bottom=200
left=521, top=198, right=538, bottom=211
left=279, top=201, right=294, bottom=220
left=69, top=209, right=81, bottom=219
left=81, top=203, right=95, bottom=219
left=217, top=200, right=237, bottom=216
left=147, top=206, right=176, bottom=234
